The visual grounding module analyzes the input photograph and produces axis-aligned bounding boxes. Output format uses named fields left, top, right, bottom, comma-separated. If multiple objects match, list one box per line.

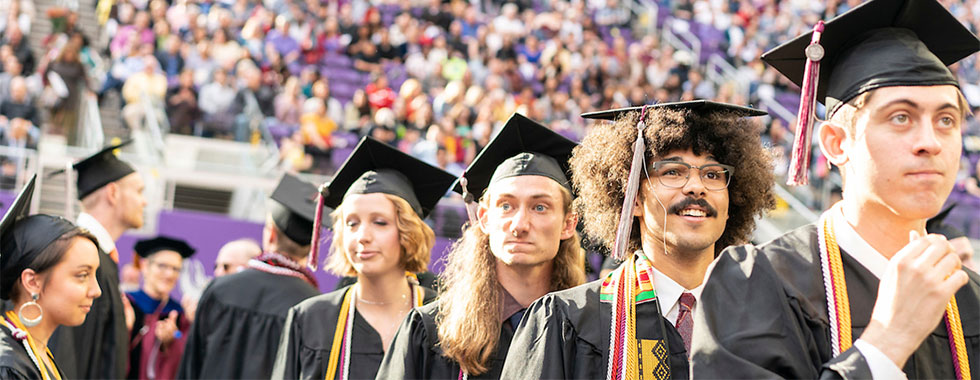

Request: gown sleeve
left=271, top=306, right=304, bottom=380
left=500, top=294, right=576, bottom=379
left=690, top=244, right=872, bottom=379
left=0, top=367, right=32, bottom=380
left=375, top=308, right=429, bottom=380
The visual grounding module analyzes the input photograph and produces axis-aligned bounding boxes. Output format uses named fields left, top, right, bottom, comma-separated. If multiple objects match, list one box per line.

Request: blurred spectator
left=299, top=98, right=336, bottom=173
left=0, top=116, right=38, bottom=189
left=110, top=11, right=153, bottom=59
left=2, top=24, right=32, bottom=74
left=0, top=77, right=39, bottom=129
left=365, top=73, right=395, bottom=110
left=45, top=39, right=88, bottom=145
left=198, top=69, right=237, bottom=138
left=0, top=0, right=34, bottom=37
left=155, top=37, right=185, bottom=80
left=230, top=66, right=264, bottom=142
left=166, top=70, right=200, bottom=135
left=274, top=76, right=305, bottom=126
left=122, top=57, right=168, bottom=131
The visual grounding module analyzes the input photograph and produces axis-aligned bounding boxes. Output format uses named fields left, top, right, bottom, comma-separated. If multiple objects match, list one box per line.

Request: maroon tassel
left=308, top=183, right=329, bottom=271
left=459, top=173, right=479, bottom=227
left=787, top=20, right=825, bottom=186
left=611, top=106, right=649, bottom=261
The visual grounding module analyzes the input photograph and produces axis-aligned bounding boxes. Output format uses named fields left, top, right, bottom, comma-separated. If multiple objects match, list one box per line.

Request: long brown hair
left=435, top=186, right=585, bottom=375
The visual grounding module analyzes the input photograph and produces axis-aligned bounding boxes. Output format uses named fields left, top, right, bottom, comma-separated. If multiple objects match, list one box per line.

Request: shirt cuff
left=854, top=339, right=908, bottom=380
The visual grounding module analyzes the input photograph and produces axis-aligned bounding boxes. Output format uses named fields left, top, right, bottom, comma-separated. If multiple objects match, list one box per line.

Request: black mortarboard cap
left=761, top=0, right=980, bottom=118
left=324, top=137, right=456, bottom=219
left=455, top=113, right=578, bottom=198
left=134, top=236, right=196, bottom=258
left=73, top=140, right=137, bottom=199
left=270, top=173, right=327, bottom=245
left=1, top=175, right=83, bottom=299
left=580, top=100, right=768, bottom=120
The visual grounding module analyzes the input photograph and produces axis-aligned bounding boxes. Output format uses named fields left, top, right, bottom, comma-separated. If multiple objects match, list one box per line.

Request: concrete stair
left=28, top=0, right=128, bottom=143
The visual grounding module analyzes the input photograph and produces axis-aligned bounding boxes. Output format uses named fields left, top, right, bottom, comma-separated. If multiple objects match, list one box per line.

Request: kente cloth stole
left=600, top=252, right=671, bottom=380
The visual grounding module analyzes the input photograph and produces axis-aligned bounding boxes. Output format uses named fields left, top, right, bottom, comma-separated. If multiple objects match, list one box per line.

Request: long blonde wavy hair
left=435, top=185, right=586, bottom=375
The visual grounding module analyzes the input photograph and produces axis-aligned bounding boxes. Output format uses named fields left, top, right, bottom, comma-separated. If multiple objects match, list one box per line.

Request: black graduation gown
left=272, top=284, right=437, bottom=380
left=0, top=323, right=60, bottom=380
left=499, top=280, right=689, bottom=380
left=691, top=224, right=980, bottom=379
left=375, top=300, right=518, bottom=380
left=177, top=268, right=320, bottom=379
left=49, top=249, right=127, bottom=379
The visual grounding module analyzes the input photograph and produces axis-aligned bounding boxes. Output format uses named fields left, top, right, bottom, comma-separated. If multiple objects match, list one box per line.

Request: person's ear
left=560, top=212, right=578, bottom=240
left=477, top=202, right=490, bottom=234
left=104, top=182, right=120, bottom=206
left=818, top=120, right=849, bottom=167
left=632, top=179, right=647, bottom=218
left=19, top=269, right=42, bottom=298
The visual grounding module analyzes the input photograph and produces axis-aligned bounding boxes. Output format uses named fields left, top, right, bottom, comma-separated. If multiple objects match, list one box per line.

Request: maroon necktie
left=675, top=292, right=696, bottom=354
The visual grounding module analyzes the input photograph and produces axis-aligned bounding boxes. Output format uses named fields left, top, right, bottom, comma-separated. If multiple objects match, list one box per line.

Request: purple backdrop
left=115, top=209, right=456, bottom=294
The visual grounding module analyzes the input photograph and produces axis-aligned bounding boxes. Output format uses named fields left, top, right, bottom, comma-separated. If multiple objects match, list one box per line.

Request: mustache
left=666, top=197, right=717, bottom=217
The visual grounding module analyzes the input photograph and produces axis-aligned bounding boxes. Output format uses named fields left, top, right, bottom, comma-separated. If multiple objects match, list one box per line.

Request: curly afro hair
left=570, top=107, right=776, bottom=257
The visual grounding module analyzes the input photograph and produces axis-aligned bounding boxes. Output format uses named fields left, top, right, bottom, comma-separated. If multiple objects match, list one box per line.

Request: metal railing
left=758, top=94, right=799, bottom=125
left=77, top=91, right=105, bottom=150
left=705, top=54, right=750, bottom=100
left=662, top=20, right=702, bottom=68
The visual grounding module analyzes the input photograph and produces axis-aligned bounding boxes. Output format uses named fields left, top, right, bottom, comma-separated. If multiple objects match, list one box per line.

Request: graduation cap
left=1, top=175, right=82, bottom=299
left=761, top=0, right=980, bottom=185
left=580, top=100, right=767, bottom=120
left=72, top=140, right=137, bottom=199
left=134, top=236, right=196, bottom=259
left=269, top=173, right=326, bottom=246
left=456, top=113, right=578, bottom=199
left=307, top=137, right=455, bottom=271
left=579, top=101, right=767, bottom=261
left=322, top=137, right=457, bottom=218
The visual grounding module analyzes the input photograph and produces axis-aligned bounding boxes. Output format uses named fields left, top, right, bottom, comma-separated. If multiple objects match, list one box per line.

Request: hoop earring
left=18, top=293, right=42, bottom=328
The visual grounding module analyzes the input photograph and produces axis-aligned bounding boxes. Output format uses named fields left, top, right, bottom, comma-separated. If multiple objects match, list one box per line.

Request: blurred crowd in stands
left=1, top=0, right=979, bottom=232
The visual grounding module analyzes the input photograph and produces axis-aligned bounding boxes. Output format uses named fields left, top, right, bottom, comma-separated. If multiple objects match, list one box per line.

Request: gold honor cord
left=819, top=214, right=970, bottom=379
left=1, top=311, right=62, bottom=380
left=325, top=274, right=424, bottom=380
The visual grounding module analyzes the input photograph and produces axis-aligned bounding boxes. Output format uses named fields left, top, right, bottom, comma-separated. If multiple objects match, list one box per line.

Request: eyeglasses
left=651, top=160, right=734, bottom=191
left=149, top=261, right=182, bottom=274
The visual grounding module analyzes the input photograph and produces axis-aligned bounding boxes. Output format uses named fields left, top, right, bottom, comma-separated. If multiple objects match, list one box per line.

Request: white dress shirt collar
left=830, top=205, right=889, bottom=279
left=76, top=212, right=117, bottom=254
left=648, top=261, right=704, bottom=326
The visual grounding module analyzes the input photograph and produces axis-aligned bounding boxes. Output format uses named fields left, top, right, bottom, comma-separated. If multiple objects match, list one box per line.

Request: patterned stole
left=324, top=273, right=425, bottom=380
left=818, top=208, right=971, bottom=380
left=247, top=251, right=319, bottom=288
left=600, top=252, right=671, bottom=380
